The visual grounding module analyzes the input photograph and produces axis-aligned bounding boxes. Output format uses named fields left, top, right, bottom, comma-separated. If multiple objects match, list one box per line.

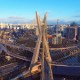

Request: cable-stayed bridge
left=0, top=12, right=80, bottom=80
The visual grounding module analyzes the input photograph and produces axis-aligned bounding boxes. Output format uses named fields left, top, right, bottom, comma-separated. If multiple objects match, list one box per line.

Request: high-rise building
left=64, top=26, right=78, bottom=41
left=77, top=27, right=80, bottom=40
left=52, top=33, right=62, bottom=45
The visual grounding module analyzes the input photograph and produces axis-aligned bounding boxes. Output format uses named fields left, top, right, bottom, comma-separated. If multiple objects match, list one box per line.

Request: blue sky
left=0, top=0, right=80, bottom=23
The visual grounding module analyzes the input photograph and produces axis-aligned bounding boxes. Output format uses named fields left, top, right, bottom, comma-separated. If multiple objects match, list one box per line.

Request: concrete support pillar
left=74, top=27, right=78, bottom=40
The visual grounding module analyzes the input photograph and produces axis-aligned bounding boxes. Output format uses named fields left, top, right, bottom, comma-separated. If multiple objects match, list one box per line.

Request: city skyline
left=0, top=0, right=80, bottom=24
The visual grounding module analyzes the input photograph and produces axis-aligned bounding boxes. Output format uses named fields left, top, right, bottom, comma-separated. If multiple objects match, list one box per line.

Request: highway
left=0, top=44, right=31, bottom=62
left=0, top=39, right=80, bottom=52
left=0, top=63, right=18, bottom=77
left=0, top=39, right=33, bottom=52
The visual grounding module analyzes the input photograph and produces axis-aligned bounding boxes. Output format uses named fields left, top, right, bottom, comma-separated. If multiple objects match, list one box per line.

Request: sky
left=0, top=0, right=80, bottom=24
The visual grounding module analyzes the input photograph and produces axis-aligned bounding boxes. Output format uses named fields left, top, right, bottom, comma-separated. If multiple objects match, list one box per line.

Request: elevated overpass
left=0, top=44, right=31, bottom=62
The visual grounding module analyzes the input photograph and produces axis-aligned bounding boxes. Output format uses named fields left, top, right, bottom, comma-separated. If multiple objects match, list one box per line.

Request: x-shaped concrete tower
left=30, top=12, right=53, bottom=80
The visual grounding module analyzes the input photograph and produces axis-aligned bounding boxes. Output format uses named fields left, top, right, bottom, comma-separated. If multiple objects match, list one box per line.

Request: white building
left=52, top=33, right=62, bottom=45
left=0, top=23, right=36, bottom=29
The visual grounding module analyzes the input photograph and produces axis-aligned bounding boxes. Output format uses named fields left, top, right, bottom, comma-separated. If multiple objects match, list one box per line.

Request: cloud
left=72, top=15, right=80, bottom=18
left=0, top=16, right=33, bottom=24
left=0, top=16, right=80, bottom=25
left=8, top=16, right=24, bottom=19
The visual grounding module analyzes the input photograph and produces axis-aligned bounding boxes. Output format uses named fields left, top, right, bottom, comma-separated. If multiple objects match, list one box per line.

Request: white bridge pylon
left=30, top=12, right=54, bottom=80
